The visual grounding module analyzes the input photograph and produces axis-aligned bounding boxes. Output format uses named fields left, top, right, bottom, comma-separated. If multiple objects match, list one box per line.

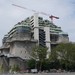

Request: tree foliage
left=55, top=43, right=75, bottom=62
left=32, top=45, right=48, bottom=61
left=28, top=43, right=75, bottom=71
left=27, top=59, right=36, bottom=69
left=30, top=45, right=48, bottom=71
left=51, top=43, right=75, bottom=70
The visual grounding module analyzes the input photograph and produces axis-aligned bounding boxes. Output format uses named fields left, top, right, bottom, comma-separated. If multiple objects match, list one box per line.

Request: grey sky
left=0, top=0, right=75, bottom=46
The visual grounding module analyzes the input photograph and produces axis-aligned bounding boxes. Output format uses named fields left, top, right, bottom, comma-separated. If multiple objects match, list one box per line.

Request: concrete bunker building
left=0, top=13, right=69, bottom=72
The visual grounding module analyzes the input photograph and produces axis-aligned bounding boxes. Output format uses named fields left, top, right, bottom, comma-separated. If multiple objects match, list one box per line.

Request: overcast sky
left=0, top=0, right=75, bottom=46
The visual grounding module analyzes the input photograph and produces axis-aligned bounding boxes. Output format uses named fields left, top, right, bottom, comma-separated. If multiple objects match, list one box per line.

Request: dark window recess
left=50, top=34, right=58, bottom=42
left=39, top=29, right=46, bottom=47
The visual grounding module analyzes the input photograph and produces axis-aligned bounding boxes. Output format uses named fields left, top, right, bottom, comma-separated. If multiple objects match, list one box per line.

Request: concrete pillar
left=33, top=13, right=39, bottom=44
left=44, top=27, right=51, bottom=58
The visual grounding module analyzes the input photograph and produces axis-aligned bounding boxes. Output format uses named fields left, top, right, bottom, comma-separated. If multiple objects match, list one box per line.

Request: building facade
left=0, top=13, right=69, bottom=72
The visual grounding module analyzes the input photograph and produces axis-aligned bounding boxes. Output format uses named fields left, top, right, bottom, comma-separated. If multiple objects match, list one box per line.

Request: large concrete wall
left=9, top=57, right=27, bottom=70
left=10, top=41, right=36, bottom=59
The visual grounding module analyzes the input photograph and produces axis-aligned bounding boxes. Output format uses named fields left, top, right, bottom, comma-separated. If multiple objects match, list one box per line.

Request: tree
left=32, top=45, right=48, bottom=71
left=27, top=59, right=36, bottom=69
left=52, top=43, right=75, bottom=70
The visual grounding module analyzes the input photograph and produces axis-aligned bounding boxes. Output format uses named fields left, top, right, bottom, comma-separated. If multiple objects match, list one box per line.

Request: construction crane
left=49, top=15, right=59, bottom=23
left=12, top=4, right=59, bottom=23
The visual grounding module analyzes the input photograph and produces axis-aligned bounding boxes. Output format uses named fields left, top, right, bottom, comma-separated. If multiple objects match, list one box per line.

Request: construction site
left=0, top=4, right=69, bottom=72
